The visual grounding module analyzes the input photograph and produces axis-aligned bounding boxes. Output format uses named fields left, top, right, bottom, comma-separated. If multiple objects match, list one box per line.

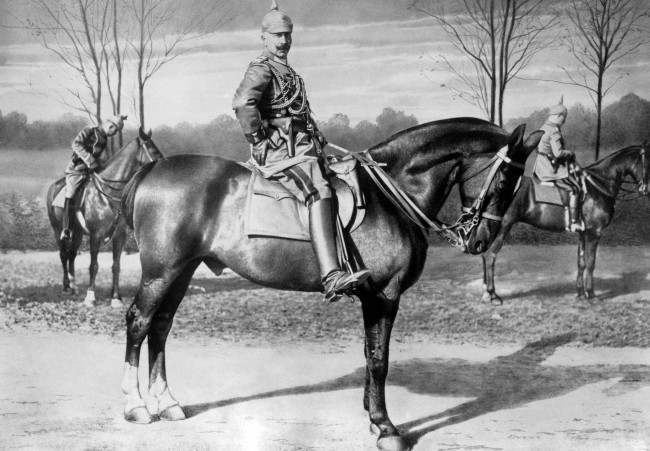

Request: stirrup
left=322, top=269, right=370, bottom=302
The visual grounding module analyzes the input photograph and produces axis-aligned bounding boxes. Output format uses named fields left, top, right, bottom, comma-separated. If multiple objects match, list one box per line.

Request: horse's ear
left=508, top=124, right=526, bottom=149
left=138, top=126, right=148, bottom=140
left=522, top=130, right=544, bottom=157
left=147, top=129, right=152, bottom=139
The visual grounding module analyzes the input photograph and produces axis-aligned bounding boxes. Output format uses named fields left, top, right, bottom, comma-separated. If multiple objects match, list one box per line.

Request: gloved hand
left=87, top=158, right=99, bottom=171
left=558, top=150, right=576, bottom=164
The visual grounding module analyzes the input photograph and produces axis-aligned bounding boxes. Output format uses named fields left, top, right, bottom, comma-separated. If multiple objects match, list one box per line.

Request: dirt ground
left=1, top=245, right=649, bottom=449
left=2, top=331, right=650, bottom=450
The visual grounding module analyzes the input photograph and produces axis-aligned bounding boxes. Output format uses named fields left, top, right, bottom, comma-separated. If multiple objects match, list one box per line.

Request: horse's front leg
left=83, top=236, right=100, bottom=307
left=110, top=227, right=126, bottom=309
left=480, top=219, right=513, bottom=306
left=361, top=293, right=409, bottom=451
left=576, top=233, right=586, bottom=300
left=59, top=247, right=71, bottom=293
left=584, top=232, right=601, bottom=300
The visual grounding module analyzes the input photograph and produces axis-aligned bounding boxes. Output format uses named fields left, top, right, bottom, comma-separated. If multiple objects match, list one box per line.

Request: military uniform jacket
left=233, top=50, right=313, bottom=138
left=533, top=122, right=569, bottom=181
left=68, top=126, right=108, bottom=171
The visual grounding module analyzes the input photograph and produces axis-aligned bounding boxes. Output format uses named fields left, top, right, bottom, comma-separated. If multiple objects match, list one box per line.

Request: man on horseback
left=232, top=0, right=369, bottom=302
left=533, top=97, right=585, bottom=232
left=61, top=114, right=127, bottom=241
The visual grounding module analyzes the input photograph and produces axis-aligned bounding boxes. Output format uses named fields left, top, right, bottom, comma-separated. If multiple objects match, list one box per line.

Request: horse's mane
left=585, top=144, right=642, bottom=172
left=368, top=117, right=506, bottom=168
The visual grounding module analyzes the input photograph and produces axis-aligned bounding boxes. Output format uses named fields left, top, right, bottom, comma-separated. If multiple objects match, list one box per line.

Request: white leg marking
left=121, top=362, right=146, bottom=413
left=83, top=290, right=95, bottom=307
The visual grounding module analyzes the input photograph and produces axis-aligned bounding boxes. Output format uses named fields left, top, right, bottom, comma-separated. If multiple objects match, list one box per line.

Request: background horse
left=119, top=118, right=542, bottom=451
left=46, top=128, right=163, bottom=308
left=481, top=143, right=648, bottom=305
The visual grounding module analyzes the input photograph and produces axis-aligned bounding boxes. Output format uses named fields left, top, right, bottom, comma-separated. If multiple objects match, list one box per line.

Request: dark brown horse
left=481, top=143, right=648, bottom=305
left=119, top=118, right=542, bottom=451
left=46, top=129, right=164, bottom=307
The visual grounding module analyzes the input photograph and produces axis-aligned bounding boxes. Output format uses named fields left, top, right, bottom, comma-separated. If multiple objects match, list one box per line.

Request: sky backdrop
left=0, top=0, right=649, bottom=127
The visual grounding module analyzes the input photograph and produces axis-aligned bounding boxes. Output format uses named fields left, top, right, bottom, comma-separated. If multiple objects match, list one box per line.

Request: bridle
left=92, top=137, right=157, bottom=204
left=449, top=146, right=525, bottom=245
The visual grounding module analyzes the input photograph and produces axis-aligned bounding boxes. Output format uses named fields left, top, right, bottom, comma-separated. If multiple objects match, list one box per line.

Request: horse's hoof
left=124, top=406, right=154, bottom=424
left=159, top=404, right=186, bottom=421
left=587, top=294, right=601, bottom=302
left=110, top=298, right=123, bottom=309
left=480, top=291, right=491, bottom=303
left=490, top=294, right=503, bottom=306
left=576, top=294, right=587, bottom=301
left=377, top=435, right=411, bottom=451
left=369, top=423, right=380, bottom=436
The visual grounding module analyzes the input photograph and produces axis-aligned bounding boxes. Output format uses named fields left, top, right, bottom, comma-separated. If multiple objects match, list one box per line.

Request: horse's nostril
left=474, top=241, right=484, bottom=253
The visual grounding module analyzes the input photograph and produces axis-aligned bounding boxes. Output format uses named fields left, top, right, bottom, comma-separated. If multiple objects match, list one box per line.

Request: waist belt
left=265, top=116, right=311, bottom=133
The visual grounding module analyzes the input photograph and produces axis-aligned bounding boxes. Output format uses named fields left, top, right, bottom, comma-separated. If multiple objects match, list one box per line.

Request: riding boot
left=309, top=198, right=370, bottom=302
left=60, top=198, right=73, bottom=241
left=568, top=191, right=584, bottom=233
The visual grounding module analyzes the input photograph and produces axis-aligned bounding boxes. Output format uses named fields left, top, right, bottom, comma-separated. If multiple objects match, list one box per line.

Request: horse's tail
left=121, top=162, right=157, bottom=229
left=45, top=177, right=65, bottom=229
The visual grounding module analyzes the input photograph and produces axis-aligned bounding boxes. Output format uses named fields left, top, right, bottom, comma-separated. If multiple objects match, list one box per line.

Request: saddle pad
left=244, top=171, right=360, bottom=241
left=245, top=172, right=311, bottom=241
left=530, top=176, right=564, bottom=205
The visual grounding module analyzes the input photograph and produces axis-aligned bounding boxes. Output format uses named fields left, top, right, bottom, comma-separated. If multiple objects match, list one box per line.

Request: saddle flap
left=244, top=169, right=366, bottom=241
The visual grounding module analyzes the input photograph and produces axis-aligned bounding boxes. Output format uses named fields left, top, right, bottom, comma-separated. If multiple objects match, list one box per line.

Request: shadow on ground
left=506, top=271, right=650, bottom=301
left=183, top=333, right=650, bottom=449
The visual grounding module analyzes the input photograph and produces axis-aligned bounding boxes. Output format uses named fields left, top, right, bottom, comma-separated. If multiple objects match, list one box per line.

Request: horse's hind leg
left=361, top=293, right=409, bottom=451
left=110, top=227, right=126, bottom=309
left=122, top=268, right=180, bottom=423
left=576, top=233, right=587, bottom=300
left=148, top=260, right=200, bottom=421
left=584, top=232, right=601, bottom=300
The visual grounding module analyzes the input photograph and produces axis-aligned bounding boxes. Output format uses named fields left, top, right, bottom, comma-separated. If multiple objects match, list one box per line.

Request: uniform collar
left=261, top=49, right=289, bottom=66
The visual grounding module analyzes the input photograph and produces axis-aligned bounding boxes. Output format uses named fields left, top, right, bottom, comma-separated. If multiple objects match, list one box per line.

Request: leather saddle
left=244, top=155, right=366, bottom=241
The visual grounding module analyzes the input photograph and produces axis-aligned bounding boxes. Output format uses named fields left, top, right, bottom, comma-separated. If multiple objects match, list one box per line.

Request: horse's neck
left=98, top=143, right=139, bottom=181
left=588, top=150, right=636, bottom=194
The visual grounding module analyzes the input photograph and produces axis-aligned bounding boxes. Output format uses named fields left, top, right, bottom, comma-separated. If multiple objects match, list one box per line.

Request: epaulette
left=250, top=56, right=269, bottom=66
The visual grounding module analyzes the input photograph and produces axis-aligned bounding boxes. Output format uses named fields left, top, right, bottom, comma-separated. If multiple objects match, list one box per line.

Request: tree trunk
left=595, top=79, right=603, bottom=161
left=138, top=0, right=145, bottom=130
left=489, top=0, right=496, bottom=123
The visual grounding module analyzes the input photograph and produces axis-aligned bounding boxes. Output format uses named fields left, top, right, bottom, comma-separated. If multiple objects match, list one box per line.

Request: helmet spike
left=270, top=0, right=279, bottom=11
left=559, top=95, right=564, bottom=105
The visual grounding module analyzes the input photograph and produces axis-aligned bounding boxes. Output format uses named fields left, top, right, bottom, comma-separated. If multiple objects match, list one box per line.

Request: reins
left=328, top=143, right=523, bottom=249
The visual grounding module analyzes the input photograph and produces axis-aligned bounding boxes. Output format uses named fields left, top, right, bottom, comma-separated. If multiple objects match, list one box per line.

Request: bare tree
left=14, top=0, right=111, bottom=124
left=102, top=0, right=127, bottom=148
left=411, top=0, right=557, bottom=126
left=126, top=0, right=231, bottom=130
left=562, top=0, right=649, bottom=160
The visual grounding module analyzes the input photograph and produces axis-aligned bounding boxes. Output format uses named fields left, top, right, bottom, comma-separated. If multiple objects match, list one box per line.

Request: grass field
left=1, top=245, right=648, bottom=347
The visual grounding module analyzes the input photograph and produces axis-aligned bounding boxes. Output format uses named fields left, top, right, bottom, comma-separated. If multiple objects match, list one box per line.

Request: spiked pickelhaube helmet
left=549, top=95, right=568, bottom=116
left=261, top=0, right=293, bottom=33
